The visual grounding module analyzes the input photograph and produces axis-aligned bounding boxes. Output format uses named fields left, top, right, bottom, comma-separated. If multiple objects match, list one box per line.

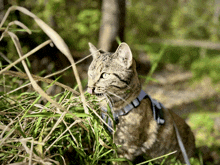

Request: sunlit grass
left=0, top=79, right=117, bottom=164
left=1, top=77, right=183, bottom=164
left=188, top=112, right=220, bottom=148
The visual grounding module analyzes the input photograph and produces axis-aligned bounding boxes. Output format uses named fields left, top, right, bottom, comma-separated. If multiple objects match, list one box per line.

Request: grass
left=1, top=76, right=205, bottom=164
left=0, top=81, right=116, bottom=164
left=0, top=6, right=118, bottom=164
left=188, top=112, right=220, bottom=151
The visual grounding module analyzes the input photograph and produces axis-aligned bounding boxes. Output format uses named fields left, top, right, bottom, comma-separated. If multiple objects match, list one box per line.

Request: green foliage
left=0, top=82, right=117, bottom=164
left=191, top=56, right=220, bottom=83
left=190, top=113, right=214, bottom=133
left=188, top=112, right=218, bottom=147
left=127, top=0, right=220, bottom=83
left=31, top=0, right=101, bottom=50
left=170, top=0, right=213, bottom=40
left=4, top=0, right=101, bottom=52
left=142, top=45, right=168, bottom=84
left=2, top=0, right=219, bottom=83
left=73, top=9, right=101, bottom=49
left=126, top=0, right=215, bottom=43
left=126, top=0, right=176, bottom=44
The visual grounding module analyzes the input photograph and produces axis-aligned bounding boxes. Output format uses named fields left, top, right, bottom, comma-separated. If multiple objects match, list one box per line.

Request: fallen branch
left=147, top=38, right=220, bottom=50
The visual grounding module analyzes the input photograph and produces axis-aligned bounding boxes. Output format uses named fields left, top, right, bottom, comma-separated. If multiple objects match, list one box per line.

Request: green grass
left=0, top=79, right=117, bottom=164
left=0, top=74, right=207, bottom=165
left=188, top=112, right=220, bottom=148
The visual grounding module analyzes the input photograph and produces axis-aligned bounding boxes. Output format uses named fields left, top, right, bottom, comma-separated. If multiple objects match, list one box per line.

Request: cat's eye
left=101, top=73, right=110, bottom=79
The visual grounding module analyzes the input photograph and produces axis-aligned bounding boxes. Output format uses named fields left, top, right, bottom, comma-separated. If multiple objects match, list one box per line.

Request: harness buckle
left=131, top=98, right=140, bottom=108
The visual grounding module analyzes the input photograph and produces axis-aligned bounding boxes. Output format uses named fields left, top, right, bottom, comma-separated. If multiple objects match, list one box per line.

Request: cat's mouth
left=95, top=93, right=104, bottom=97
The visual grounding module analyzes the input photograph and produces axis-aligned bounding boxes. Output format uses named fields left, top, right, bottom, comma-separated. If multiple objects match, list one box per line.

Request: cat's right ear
left=115, top=42, right=133, bottom=69
left=88, top=42, right=100, bottom=58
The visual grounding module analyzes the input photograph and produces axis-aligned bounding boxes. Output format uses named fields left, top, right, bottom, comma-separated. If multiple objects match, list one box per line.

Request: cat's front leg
left=113, top=144, right=142, bottom=165
left=114, top=126, right=144, bottom=164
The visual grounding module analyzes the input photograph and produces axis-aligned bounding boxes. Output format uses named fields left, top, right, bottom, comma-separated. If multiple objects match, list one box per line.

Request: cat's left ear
left=115, top=42, right=133, bottom=69
left=88, top=42, right=100, bottom=58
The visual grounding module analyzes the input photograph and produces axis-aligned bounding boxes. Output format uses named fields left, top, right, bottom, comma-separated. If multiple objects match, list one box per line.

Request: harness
left=101, top=90, right=165, bottom=132
left=101, top=89, right=191, bottom=165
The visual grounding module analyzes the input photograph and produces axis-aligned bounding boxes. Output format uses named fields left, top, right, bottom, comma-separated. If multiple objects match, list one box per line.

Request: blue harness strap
left=146, top=94, right=165, bottom=125
left=101, top=90, right=165, bottom=132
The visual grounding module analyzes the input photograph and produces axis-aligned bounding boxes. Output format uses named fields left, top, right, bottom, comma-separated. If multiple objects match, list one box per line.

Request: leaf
left=25, top=112, right=90, bottom=118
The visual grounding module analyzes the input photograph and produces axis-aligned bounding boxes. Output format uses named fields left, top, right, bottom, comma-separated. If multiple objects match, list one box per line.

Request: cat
left=87, top=42, right=196, bottom=164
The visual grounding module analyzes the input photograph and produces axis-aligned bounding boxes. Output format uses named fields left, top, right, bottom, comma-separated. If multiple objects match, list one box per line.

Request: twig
left=147, top=38, right=220, bottom=50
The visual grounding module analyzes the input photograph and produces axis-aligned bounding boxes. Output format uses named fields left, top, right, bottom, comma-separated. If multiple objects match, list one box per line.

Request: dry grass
left=0, top=6, right=116, bottom=165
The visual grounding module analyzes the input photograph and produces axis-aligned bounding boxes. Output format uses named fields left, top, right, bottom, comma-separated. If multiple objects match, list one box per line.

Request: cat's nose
left=87, top=87, right=95, bottom=94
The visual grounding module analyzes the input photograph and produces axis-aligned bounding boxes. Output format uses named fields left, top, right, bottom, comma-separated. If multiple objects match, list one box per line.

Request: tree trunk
left=98, top=0, right=125, bottom=52
left=211, top=0, right=220, bottom=41
left=0, top=0, right=5, bottom=22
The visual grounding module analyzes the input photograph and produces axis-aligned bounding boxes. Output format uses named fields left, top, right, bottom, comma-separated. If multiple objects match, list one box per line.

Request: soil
left=141, top=64, right=220, bottom=116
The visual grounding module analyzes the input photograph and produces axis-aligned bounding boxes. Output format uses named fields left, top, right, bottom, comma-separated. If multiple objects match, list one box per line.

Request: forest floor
left=141, top=64, right=220, bottom=164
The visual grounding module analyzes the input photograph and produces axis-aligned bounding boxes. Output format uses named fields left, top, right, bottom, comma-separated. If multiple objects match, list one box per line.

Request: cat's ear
left=115, top=42, right=133, bottom=69
left=88, top=42, right=100, bottom=58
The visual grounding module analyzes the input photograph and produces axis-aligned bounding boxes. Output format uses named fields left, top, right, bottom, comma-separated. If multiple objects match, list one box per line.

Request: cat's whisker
left=106, top=91, right=130, bottom=105
left=97, top=97, right=105, bottom=102
left=104, top=93, right=114, bottom=108
left=107, top=94, right=115, bottom=107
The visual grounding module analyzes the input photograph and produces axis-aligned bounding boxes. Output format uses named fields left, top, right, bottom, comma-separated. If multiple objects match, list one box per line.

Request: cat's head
left=87, top=42, right=140, bottom=106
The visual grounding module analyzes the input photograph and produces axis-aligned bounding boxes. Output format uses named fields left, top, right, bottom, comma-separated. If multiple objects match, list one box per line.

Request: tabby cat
left=87, top=42, right=195, bottom=164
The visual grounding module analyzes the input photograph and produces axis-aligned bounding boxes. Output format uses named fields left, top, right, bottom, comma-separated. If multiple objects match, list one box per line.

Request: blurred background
left=0, top=0, right=220, bottom=154
left=0, top=0, right=220, bottom=162
left=1, top=0, right=220, bottom=106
